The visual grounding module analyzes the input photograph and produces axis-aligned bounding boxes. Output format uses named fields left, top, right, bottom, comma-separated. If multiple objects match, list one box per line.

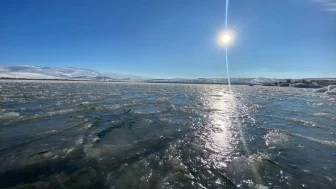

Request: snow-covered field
left=0, top=65, right=150, bottom=81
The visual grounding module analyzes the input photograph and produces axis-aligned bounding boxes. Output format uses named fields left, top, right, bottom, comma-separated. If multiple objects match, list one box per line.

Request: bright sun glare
left=219, top=32, right=233, bottom=46
left=221, top=34, right=231, bottom=43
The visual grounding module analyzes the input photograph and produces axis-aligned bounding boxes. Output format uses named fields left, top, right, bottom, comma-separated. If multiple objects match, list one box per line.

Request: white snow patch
left=264, top=131, right=289, bottom=149
left=250, top=77, right=276, bottom=84
left=314, top=88, right=328, bottom=92
left=326, top=88, right=336, bottom=95
left=0, top=112, right=20, bottom=121
left=328, top=85, right=336, bottom=91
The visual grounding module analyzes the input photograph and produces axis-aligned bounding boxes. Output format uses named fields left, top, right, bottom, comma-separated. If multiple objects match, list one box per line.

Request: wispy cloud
left=325, top=8, right=336, bottom=11
left=324, top=1, right=336, bottom=11
left=312, top=0, right=336, bottom=12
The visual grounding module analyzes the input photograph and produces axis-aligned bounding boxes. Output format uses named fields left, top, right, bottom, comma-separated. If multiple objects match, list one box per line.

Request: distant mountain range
left=0, top=65, right=150, bottom=81
left=0, top=65, right=276, bottom=84
left=2, top=65, right=332, bottom=85
left=147, top=77, right=279, bottom=85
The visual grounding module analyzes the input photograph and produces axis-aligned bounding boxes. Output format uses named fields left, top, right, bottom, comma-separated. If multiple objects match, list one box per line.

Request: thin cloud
left=324, top=1, right=336, bottom=12
left=312, top=0, right=336, bottom=12
left=312, top=0, right=329, bottom=3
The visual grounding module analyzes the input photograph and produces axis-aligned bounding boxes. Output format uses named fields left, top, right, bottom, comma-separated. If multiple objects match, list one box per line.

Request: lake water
left=0, top=80, right=335, bottom=189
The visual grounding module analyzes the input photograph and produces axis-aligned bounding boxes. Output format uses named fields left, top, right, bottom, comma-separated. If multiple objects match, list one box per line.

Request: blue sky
left=0, top=0, right=335, bottom=78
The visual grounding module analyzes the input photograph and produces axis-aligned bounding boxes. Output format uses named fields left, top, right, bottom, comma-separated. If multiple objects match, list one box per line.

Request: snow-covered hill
left=146, top=77, right=282, bottom=85
left=0, top=65, right=150, bottom=81
left=250, top=77, right=277, bottom=84
left=0, top=65, right=292, bottom=84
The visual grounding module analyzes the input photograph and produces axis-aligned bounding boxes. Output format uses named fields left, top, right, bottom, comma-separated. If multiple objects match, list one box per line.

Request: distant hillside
left=0, top=65, right=150, bottom=81
left=145, top=77, right=281, bottom=85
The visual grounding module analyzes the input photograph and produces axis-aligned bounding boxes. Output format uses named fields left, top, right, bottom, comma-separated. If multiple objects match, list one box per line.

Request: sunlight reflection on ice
left=202, top=90, right=239, bottom=168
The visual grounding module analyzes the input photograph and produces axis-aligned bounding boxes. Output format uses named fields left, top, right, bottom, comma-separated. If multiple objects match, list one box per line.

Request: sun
left=221, top=34, right=231, bottom=43
left=218, top=32, right=233, bottom=46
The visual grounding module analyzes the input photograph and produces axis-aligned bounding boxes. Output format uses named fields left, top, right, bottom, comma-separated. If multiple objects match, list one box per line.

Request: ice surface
left=314, top=88, right=328, bottom=92
left=264, top=131, right=289, bottom=149
left=0, top=82, right=335, bottom=189
left=327, top=85, right=336, bottom=91
left=0, top=112, right=20, bottom=121
left=326, top=88, right=336, bottom=95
